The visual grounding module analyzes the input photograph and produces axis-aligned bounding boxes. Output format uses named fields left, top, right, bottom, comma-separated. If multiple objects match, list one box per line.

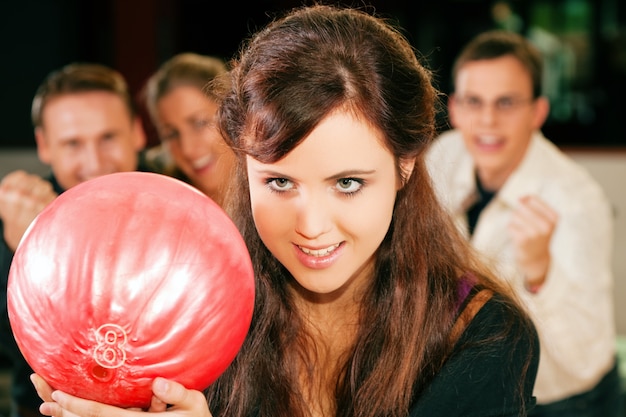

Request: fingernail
left=154, top=377, right=169, bottom=394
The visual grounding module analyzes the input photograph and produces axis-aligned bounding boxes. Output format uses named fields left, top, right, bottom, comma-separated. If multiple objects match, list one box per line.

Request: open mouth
left=192, top=154, right=213, bottom=170
left=298, top=243, right=341, bottom=257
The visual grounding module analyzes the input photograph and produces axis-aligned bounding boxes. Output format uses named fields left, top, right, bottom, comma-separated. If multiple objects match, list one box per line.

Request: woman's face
left=247, top=110, right=402, bottom=299
left=156, top=85, right=235, bottom=202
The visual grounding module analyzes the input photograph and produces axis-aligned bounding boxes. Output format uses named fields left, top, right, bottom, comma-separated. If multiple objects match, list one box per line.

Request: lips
left=474, top=134, right=506, bottom=153
left=476, top=134, right=503, bottom=145
left=191, top=154, right=214, bottom=172
left=294, top=242, right=344, bottom=270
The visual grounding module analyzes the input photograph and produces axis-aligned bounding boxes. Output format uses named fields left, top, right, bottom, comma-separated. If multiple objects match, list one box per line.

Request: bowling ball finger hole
left=91, top=365, right=114, bottom=382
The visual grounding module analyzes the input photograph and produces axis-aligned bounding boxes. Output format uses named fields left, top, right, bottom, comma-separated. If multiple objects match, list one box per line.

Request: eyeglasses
left=454, top=95, right=535, bottom=115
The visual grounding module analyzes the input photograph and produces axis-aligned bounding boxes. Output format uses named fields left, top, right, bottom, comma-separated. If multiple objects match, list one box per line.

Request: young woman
left=32, top=5, right=539, bottom=417
left=143, top=53, right=236, bottom=206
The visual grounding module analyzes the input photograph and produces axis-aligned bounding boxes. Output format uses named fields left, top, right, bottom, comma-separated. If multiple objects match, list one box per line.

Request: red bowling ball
left=7, top=172, right=255, bottom=408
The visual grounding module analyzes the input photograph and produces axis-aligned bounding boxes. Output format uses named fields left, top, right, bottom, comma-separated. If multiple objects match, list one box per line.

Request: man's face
left=36, top=91, right=146, bottom=190
left=448, top=55, right=548, bottom=190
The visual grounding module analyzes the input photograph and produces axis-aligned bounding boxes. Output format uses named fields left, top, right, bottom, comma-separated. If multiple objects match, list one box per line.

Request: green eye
left=266, top=178, right=294, bottom=193
left=335, top=178, right=363, bottom=194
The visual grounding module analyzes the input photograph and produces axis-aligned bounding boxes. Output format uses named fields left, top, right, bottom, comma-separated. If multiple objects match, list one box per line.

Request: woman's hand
left=31, top=374, right=213, bottom=417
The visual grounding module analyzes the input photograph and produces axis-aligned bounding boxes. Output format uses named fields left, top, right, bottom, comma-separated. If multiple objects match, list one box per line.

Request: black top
left=466, top=173, right=497, bottom=236
left=244, top=286, right=539, bottom=417
left=409, top=291, right=539, bottom=416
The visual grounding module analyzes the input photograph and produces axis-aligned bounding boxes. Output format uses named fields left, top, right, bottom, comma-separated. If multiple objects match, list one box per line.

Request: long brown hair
left=209, top=5, right=535, bottom=417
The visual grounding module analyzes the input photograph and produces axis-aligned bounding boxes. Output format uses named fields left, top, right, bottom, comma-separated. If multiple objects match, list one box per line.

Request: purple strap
left=455, top=273, right=476, bottom=311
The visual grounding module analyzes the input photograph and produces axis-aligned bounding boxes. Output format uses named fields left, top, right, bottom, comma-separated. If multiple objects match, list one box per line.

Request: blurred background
left=1, top=0, right=625, bottom=341
left=1, top=0, right=625, bottom=149
left=2, top=0, right=625, bottom=335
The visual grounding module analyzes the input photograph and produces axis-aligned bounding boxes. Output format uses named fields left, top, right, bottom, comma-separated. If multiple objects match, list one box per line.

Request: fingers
left=31, top=376, right=212, bottom=417
left=38, top=399, right=66, bottom=417
left=2, top=170, right=41, bottom=195
left=0, top=170, right=56, bottom=202
left=517, top=195, right=558, bottom=225
left=508, top=195, right=558, bottom=241
left=45, top=390, right=146, bottom=417
left=508, top=195, right=558, bottom=285
left=0, top=171, right=57, bottom=214
left=150, top=378, right=213, bottom=416
left=31, top=373, right=54, bottom=402
left=30, top=374, right=63, bottom=417
left=0, top=171, right=58, bottom=249
left=0, top=170, right=30, bottom=189
left=148, top=395, right=168, bottom=413
left=151, top=378, right=205, bottom=411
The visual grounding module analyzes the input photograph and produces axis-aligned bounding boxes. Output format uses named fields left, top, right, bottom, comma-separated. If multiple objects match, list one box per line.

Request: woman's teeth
left=299, top=243, right=340, bottom=257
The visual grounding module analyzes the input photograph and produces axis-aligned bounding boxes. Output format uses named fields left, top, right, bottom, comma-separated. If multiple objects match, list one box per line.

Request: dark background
left=2, top=0, right=625, bottom=149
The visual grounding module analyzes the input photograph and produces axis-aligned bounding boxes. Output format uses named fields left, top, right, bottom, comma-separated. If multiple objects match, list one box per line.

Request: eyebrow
left=251, top=168, right=376, bottom=181
left=325, top=169, right=376, bottom=181
left=187, top=110, right=214, bottom=121
left=463, top=93, right=527, bottom=99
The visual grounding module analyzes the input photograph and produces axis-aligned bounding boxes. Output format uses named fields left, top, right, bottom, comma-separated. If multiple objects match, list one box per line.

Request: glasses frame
left=453, top=94, right=536, bottom=116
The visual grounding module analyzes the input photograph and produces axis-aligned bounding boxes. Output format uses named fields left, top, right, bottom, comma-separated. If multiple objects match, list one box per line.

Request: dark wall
left=2, top=0, right=625, bottom=149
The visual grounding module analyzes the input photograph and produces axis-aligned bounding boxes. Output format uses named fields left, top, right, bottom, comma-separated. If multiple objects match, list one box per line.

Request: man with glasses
left=427, top=30, right=621, bottom=416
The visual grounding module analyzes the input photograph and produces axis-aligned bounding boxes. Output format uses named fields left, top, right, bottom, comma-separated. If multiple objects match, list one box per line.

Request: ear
left=447, top=93, right=460, bottom=128
left=132, top=117, right=147, bottom=150
left=531, top=96, right=550, bottom=129
left=397, top=157, right=416, bottom=189
left=34, top=127, right=51, bottom=165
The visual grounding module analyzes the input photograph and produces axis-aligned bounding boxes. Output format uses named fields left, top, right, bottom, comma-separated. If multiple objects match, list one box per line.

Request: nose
left=179, top=132, right=202, bottom=159
left=294, top=192, right=332, bottom=240
left=81, top=144, right=105, bottom=178
left=477, top=102, right=497, bottom=125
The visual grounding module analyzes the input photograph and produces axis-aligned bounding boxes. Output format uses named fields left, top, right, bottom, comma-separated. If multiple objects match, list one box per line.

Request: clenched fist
left=0, top=170, right=57, bottom=251
left=507, top=195, right=558, bottom=291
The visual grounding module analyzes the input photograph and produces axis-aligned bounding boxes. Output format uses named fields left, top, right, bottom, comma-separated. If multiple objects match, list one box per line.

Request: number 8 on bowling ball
left=7, top=172, right=255, bottom=408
